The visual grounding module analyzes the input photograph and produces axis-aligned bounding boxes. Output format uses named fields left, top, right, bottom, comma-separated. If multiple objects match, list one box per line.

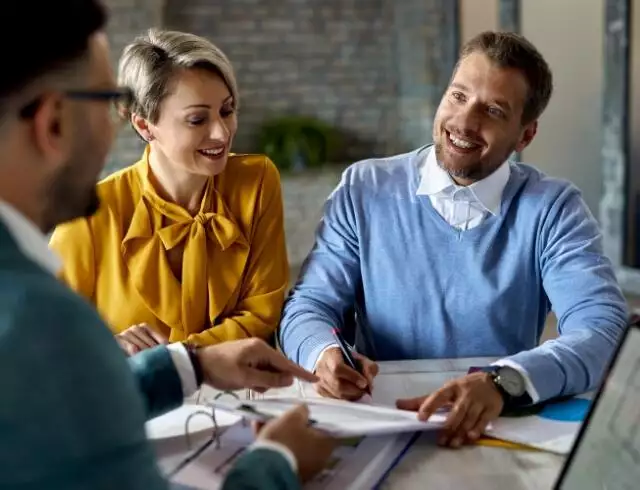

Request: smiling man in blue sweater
left=279, top=31, right=628, bottom=447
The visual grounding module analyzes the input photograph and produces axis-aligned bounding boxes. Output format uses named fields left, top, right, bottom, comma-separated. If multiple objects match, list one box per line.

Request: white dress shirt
left=416, top=146, right=510, bottom=229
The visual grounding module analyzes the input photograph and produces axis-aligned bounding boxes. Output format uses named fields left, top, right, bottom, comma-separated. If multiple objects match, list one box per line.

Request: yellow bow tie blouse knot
left=121, top=178, right=247, bottom=338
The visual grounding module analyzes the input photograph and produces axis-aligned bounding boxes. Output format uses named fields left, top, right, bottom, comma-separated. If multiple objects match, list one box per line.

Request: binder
left=155, top=391, right=426, bottom=489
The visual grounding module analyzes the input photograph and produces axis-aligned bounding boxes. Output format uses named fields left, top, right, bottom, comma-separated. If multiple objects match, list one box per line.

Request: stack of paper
left=209, top=396, right=447, bottom=437
left=258, top=373, right=589, bottom=455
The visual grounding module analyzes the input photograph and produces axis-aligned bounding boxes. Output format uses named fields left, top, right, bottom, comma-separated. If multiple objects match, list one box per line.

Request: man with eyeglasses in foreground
left=0, top=1, right=334, bottom=489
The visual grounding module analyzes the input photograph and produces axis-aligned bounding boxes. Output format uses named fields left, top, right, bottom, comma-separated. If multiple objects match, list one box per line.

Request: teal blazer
left=0, top=223, right=298, bottom=490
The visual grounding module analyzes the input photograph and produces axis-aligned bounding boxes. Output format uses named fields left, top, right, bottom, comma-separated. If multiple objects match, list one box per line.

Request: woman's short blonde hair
left=117, top=29, right=238, bottom=123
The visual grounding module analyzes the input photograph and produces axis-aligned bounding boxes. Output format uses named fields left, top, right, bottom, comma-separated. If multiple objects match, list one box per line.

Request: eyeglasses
left=19, top=87, right=133, bottom=125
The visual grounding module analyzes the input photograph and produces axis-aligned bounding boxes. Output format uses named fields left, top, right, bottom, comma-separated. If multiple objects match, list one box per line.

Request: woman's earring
left=146, top=133, right=154, bottom=142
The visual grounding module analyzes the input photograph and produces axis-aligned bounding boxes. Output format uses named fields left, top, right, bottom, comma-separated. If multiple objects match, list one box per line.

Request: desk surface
left=373, top=359, right=564, bottom=490
left=198, top=358, right=566, bottom=489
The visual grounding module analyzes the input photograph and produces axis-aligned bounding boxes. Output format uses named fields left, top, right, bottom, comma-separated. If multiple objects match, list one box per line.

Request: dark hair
left=0, top=1, right=107, bottom=101
left=458, top=31, right=553, bottom=124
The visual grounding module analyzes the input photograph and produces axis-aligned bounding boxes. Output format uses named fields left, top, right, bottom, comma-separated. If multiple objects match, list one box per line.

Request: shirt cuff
left=166, top=342, right=198, bottom=398
left=492, top=359, right=541, bottom=403
left=312, top=344, right=340, bottom=372
left=249, top=440, right=298, bottom=473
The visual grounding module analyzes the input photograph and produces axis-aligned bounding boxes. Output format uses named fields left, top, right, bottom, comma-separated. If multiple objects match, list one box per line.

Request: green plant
left=257, top=116, right=339, bottom=171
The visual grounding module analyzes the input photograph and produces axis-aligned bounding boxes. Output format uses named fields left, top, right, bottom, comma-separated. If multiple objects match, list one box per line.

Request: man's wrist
left=183, top=342, right=204, bottom=387
left=166, top=343, right=199, bottom=397
left=491, top=359, right=540, bottom=404
left=469, top=365, right=532, bottom=411
left=312, top=344, right=340, bottom=373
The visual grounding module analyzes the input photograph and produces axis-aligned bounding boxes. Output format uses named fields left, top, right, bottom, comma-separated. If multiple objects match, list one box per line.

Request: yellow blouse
left=49, top=148, right=289, bottom=345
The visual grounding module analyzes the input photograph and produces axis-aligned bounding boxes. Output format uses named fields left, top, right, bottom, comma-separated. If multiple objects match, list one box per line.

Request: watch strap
left=183, top=342, right=204, bottom=387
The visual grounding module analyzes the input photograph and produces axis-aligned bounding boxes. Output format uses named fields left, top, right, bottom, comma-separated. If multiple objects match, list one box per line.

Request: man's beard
left=434, top=139, right=515, bottom=183
left=41, top=152, right=101, bottom=234
left=435, top=140, right=486, bottom=180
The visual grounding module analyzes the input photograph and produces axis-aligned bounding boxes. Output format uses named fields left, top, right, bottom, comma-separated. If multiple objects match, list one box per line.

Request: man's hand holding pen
left=313, top=329, right=379, bottom=400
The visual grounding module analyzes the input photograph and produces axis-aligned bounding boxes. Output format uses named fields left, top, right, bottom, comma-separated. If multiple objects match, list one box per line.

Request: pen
left=238, top=404, right=318, bottom=426
left=331, top=328, right=372, bottom=396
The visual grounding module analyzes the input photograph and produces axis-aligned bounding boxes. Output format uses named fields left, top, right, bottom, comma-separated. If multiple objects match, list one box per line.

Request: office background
left=101, top=0, right=640, bottom=325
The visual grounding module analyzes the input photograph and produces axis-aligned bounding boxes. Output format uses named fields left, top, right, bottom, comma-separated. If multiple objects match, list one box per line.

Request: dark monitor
left=553, top=322, right=640, bottom=489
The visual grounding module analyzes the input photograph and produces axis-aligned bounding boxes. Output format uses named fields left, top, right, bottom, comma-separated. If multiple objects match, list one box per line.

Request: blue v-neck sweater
left=279, top=146, right=628, bottom=402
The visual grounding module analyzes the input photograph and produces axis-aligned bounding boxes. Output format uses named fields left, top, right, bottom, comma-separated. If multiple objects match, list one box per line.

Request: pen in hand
left=331, top=328, right=372, bottom=396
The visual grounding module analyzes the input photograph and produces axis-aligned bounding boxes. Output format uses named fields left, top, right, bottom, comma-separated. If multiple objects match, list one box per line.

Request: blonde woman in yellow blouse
left=49, top=29, right=288, bottom=355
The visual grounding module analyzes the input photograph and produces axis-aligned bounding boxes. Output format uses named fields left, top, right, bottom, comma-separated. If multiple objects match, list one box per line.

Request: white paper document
left=484, top=395, right=592, bottom=455
left=258, top=369, right=460, bottom=410
left=484, top=415, right=580, bottom=454
left=209, top=396, right=446, bottom=437
left=159, top=421, right=418, bottom=490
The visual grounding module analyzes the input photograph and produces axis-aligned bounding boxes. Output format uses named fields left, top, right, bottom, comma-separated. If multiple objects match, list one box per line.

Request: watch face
left=497, top=367, right=526, bottom=397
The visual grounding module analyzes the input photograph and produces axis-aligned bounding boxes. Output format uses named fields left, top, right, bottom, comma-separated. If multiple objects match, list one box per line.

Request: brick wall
left=103, top=0, right=165, bottom=175
left=102, top=0, right=457, bottom=173
left=164, top=0, right=399, bottom=162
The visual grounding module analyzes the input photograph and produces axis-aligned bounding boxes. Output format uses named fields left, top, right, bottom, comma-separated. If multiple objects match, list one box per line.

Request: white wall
left=521, top=0, right=604, bottom=215
left=459, top=0, right=498, bottom=45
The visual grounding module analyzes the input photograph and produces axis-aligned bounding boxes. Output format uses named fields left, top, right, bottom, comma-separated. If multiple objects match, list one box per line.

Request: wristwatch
left=183, top=342, right=204, bottom=387
left=471, top=365, right=532, bottom=410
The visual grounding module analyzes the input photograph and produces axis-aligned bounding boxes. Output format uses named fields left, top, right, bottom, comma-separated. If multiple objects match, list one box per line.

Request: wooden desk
left=198, top=358, right=566, bottom=489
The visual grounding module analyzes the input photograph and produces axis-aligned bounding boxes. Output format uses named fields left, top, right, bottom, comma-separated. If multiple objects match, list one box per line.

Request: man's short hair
left=458, top=31, right=553, bottom=124
left=0, top=1, right=106, bottom=110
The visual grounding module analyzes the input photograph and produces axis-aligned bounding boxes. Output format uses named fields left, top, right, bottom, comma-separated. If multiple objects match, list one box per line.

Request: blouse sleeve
left=49, top=217, right=97, bottom=302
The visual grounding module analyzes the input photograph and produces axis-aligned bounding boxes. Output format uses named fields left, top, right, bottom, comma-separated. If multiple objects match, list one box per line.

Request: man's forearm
left=499, top=326, right=623, bottom=402
left=279, top=315, right=337, bottom=371
left=128, top=345, right=186, bottom=420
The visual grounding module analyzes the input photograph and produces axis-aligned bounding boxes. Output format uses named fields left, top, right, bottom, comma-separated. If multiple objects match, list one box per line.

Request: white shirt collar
left=0, top=200, right=61, bottom=275
left=416, top=146, right=511, bottom=215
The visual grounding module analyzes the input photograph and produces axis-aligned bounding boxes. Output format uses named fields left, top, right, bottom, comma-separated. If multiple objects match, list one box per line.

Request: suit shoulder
left=0, top=272, right=103, bottom=335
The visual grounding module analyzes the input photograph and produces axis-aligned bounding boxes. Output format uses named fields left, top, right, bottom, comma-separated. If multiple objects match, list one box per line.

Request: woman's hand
left=115, top=323, right=168, bottom=356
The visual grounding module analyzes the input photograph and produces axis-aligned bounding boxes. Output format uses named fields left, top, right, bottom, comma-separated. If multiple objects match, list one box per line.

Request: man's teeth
left=448, top=133, right=478, bottom=149
left=199, top=148, right=224, bottom=156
